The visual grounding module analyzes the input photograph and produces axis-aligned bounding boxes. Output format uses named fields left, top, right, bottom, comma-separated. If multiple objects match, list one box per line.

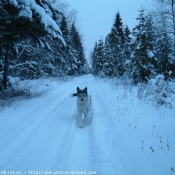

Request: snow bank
left=137, top=75, right=174, bottom=109
left=91, top=76, right=175, bottom=175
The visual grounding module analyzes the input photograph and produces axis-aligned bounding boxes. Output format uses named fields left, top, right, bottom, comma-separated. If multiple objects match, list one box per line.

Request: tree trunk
left=3, top=40, right=10, bottom=90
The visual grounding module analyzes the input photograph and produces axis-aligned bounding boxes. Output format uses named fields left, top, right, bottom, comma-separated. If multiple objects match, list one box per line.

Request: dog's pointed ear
left=84, top=87, right=87, bottom=93
left=77, top=87, right=80, bottom=93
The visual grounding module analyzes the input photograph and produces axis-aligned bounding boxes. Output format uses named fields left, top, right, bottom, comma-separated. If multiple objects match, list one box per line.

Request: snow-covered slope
left=0, top=75, right=175, bottom=175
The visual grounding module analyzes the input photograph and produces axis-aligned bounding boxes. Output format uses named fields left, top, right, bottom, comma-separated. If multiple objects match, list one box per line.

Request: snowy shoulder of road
left=0, top=74, right=175, bottom=175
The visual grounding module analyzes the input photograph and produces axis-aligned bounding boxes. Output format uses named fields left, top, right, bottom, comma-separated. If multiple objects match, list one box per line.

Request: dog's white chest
left=77, top=98, right=91, bottom=112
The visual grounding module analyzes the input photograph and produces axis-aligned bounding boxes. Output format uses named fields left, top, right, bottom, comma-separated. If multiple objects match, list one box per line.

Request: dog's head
left=77, top=87, right=88, bottom=102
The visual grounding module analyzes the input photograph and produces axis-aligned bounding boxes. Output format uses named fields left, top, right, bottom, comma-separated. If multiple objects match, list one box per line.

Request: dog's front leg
left=84, top=109, right=90, bottom=125
left=78, top=111, right=84, bottom=128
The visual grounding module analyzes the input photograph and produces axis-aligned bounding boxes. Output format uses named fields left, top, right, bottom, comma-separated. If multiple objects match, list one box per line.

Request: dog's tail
left=71, top=93, right=77, bottom=97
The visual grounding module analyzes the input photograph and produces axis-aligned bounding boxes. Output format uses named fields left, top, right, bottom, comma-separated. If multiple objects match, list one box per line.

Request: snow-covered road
left=0, top=75, right=175, bottom=175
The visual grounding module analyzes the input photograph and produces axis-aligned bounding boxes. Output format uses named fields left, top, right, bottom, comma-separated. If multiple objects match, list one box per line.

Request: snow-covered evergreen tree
left=94, top=39, right=105, bottom=76
left=155, top=33, right=174, bottom=79
left=69, top=23, right=87, bottom=75
left=147, top=0, right=175, bottom=79
left=131, top=8, right=155, bottom=84
left=108, top=12, right=125, bottom=76
left=122, top=25, right=132, bottom=78
left=0, top=0, right=65, bottom=89
left=91, top=42, right=98, bottom=75
left=102, top=36, right=114, bottom=77
left=0, top=0, right=89, bottom=89
left=92, top=12, right=132, bottom=78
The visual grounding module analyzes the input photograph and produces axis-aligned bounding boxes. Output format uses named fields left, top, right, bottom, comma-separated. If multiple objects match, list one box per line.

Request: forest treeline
left=1, top=0, right=175, bottom=92
left=0, top=0, right=89, bottom=90
left=91, top=0, right=175, bottom=83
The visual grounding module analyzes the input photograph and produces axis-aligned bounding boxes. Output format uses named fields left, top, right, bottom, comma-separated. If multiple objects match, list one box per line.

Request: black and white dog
left=72, top=87, right=91, bottom=128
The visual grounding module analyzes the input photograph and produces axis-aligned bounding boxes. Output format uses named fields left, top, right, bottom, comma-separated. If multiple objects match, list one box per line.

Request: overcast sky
left=67, top=0, right=147, bottom=61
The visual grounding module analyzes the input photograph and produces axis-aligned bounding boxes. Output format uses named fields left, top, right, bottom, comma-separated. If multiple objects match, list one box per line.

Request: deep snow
left=0, top=75, right=175, bottom=175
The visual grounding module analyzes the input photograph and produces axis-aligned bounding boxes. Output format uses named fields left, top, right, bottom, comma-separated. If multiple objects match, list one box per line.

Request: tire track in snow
left=59, top=74, right=95, bottom=171
left=0, top=90, right=76, bottom=169
left=13, top=95, right=77, bottom=171
left=90, top=77, right=124, bottom=175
